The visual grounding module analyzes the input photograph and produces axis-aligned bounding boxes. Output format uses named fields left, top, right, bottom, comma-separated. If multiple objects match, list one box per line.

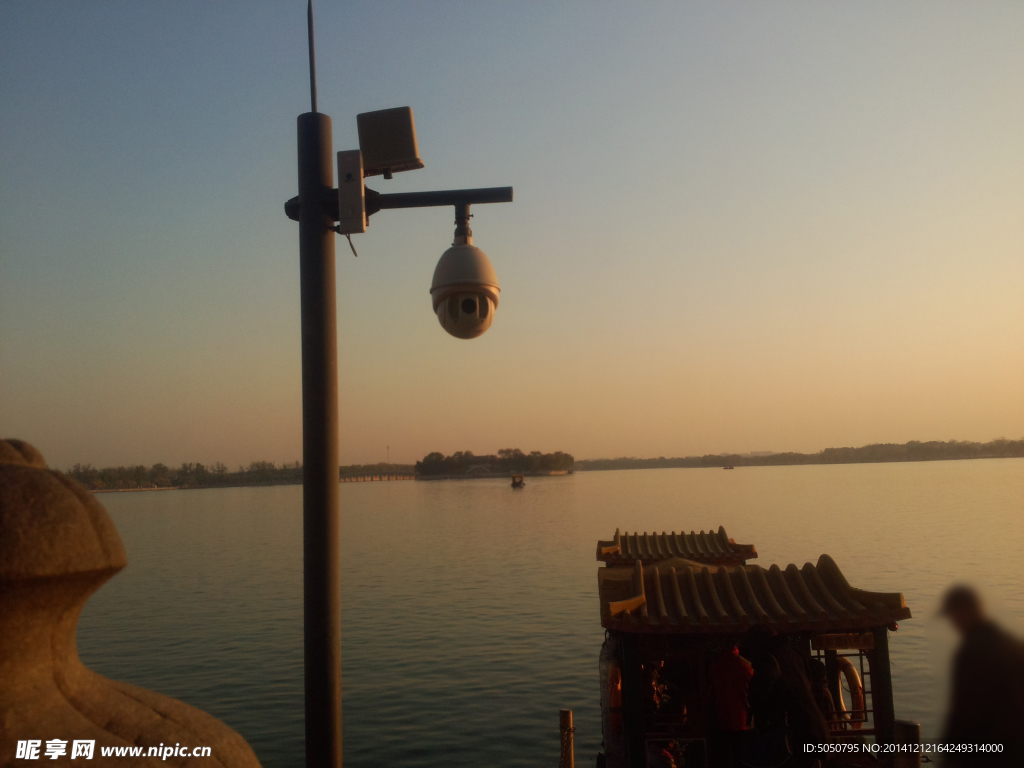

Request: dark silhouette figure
left=804, top=656, right=836, bottom=726
left=940, top=585, right=1024, bottom=767
left=710, top=644, right=755, bottom=731
left=708, top=643, right=754, bottom=768
left=740, top=625, right=829, bottom=768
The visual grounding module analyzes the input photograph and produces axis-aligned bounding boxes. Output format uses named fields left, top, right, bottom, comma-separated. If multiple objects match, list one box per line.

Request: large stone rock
left=0, top=440, right=262, bottom=767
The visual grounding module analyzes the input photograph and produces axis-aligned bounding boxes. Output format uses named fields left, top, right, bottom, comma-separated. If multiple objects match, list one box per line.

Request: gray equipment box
left=356, top=107, right=425, bottom=178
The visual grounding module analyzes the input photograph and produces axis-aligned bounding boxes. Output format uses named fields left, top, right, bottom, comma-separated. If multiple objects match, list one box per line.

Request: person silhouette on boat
left=740, top=625, right=830, bottom=768
left=939, top=584, right=1024, bottom=766
left=708, top=642, right=754, bottom=767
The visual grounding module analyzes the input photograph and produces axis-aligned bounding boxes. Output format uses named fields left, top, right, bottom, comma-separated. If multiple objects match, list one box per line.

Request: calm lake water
left=77, top=460, right=1024, bottom=768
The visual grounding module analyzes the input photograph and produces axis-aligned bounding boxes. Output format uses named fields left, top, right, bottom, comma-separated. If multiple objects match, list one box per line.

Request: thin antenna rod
left=307, top=0, right=318, bottom=113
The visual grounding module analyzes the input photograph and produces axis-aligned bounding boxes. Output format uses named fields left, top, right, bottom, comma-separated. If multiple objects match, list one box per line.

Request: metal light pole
left=288, top=5, right=512, bottom=766
left=297, top=4, right=341, bottom=767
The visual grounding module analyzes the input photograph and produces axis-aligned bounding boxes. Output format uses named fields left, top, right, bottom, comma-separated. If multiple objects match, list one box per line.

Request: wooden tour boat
left=581, top=527, right=918, bottom=768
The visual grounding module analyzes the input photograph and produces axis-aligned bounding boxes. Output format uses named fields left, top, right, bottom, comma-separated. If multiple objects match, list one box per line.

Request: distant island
left=575, top=438, right=1024, bottom=472
left=415, top=448, right=575, bottom=478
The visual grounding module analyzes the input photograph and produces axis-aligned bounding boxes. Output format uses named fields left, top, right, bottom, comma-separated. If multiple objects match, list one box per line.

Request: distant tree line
left=415, top=448, right=575, bottom=476
left=574, top=438, right=1024, bottom=472
left=64, top=461, right=415, bottom=491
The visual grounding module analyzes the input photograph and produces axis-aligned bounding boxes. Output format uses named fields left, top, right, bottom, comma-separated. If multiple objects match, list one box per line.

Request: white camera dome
left=430, top=243, right=500, bottom=339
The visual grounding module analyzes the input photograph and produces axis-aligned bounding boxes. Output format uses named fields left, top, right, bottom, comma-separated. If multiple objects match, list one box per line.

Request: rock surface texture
left=0, top=439, right=262, bottom=767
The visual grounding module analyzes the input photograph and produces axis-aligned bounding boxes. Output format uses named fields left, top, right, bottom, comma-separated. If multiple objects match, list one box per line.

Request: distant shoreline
left=90, top=482, right=299, bottom=494
left=75, top=438, right=1022, bottom=493
left=90, top=476, right=415, bottom=494
left=86, top=452, right=1024, bottom=494
left=575, top=438, right=1023, bottom=473
left=90, top=472, right=572, bottom=492
left=575, top=453, right=1023, bottom=473
left=70, top=461, right=413, bottom=494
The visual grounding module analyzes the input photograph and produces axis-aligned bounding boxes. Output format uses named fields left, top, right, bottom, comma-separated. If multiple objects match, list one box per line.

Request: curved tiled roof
left=598, top=554, right=911, bottom=634
left=597, top=526, right=757, bottom=566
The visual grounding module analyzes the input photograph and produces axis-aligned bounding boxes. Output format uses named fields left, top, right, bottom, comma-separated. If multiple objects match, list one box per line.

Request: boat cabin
left=595, top=540, right=912, bottom=768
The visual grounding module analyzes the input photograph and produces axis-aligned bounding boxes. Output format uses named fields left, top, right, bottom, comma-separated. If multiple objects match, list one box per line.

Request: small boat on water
left=723, top=466, right=734, bottom=470
left=511, top=474, right=525, bottom=489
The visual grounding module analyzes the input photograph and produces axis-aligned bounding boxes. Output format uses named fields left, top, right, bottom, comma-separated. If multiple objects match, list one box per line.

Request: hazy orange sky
left=2, top=3, right=1022, bottom=469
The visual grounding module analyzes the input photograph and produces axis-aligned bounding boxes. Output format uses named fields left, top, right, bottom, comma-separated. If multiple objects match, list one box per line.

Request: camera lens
left=461, top=297, right=477, bottom=315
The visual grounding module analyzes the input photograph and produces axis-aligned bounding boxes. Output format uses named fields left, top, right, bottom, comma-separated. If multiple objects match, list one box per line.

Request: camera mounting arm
left=363, top=185, right=513, bottom=214
left=366, top=186, right=512, bottom=245
left=284, top=185, right=513, bottom=239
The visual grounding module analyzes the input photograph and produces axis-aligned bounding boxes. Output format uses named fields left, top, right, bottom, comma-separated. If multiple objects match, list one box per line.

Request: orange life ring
left=608, top=660, right=623, bottom=734
left=835, top=655, right=866, bottom=730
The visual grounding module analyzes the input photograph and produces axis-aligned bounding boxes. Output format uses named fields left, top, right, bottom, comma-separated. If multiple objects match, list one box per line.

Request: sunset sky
left=2, top=2, right=1022, bottom=469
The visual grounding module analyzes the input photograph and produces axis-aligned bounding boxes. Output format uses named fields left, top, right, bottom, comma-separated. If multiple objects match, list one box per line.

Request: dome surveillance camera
left=430, top=243, right=500, bottom=339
